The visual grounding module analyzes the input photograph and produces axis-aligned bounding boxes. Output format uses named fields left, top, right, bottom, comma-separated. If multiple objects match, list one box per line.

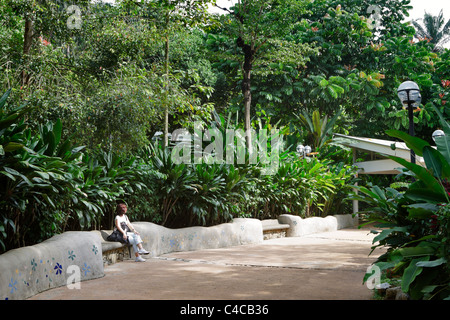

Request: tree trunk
left=22, top=17, right=33, bottom=86
left=163, top=11, right=170, bottom=148
left=163, top=35, right=170, bottom=148
left=237, top=36, right=254, bottom=152
left=243, top=68, right=252, bottom=150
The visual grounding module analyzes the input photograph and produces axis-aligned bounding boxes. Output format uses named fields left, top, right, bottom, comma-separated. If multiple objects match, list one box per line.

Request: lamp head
left=397, top=81, right=421, bottom=107
left=432, top=129, right=445, bottom=142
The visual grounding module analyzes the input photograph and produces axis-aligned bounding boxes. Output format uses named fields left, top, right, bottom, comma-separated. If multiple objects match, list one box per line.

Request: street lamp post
left=397, top=81, right=422, bottom=164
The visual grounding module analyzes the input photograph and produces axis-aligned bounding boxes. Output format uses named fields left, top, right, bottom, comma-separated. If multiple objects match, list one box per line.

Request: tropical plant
left=186, top=163, right=228, bottom=226
left=412, top=9, right=450, bottom=52
left=241, top=151, right=355, bottom=219
left=358, top=106, right=450, bottom=300
left=149, top=143, right=195, bottom=226
left=0, top=89, right=82, bottom=249
left=296, top=108, right=343, bottom=151
left=319, top=159, right=357, bottom=217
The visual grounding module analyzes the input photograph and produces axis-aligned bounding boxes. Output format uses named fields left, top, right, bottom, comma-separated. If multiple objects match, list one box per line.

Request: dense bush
left=146, top=140, right=356, bottom=228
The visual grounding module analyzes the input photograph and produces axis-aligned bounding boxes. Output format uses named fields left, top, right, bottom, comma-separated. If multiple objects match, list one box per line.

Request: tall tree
left=119, top=0, right=215, bottom=147
left=412, top=9, right=450, bottom=52
left=213, top=0, right=315, bottom=150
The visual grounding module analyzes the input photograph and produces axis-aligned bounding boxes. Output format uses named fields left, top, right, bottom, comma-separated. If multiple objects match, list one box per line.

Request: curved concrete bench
left=261, top=219, right=290, bottom=240
left=278, top=214, right=358, bottom=237
left=0, top=232, right=104, bottom=300
left=0, top=218, right=262, bottom=300
left=133, top=218, right=263, bottom=257
left=0, top=215, right=356, bottom=300
left=92, top=230, right=133, bottom=265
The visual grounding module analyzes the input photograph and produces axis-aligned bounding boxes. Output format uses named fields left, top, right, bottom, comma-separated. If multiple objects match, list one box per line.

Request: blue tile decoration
left=4, top=250, right=91, bottom=299
left=1, top=231, right=106, bottom=300
left=30, top=258, right=37, bottom=271
left=68, top=250, right=76, bottom=261
left=8, top=278, right=17, bottom=294
left=54, top=263, right=63, bottom=275
left=82, top=263, right=91, bottom=276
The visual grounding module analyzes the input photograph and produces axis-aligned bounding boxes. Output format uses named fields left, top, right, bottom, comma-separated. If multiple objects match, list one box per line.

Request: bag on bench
left=107, top=229, right=129, bottom=244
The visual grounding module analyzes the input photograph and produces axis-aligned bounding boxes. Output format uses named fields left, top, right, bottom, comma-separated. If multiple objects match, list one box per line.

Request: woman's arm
left=125, top=216, right=139, bottom=235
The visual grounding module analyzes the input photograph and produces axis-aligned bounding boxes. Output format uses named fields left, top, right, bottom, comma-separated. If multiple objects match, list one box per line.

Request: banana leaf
left=404, top=187, right=448, bottom=203
left=432, top=105, right=450, bottom=162
left=402, top=256, right=430, bottom=293
left=386, top=129, right=430, bottom=157
left=389, top=155, right=445, bottom=196
left=422, top=145, right=450, bottom=179
left=406, top=203, right=439, bottom=219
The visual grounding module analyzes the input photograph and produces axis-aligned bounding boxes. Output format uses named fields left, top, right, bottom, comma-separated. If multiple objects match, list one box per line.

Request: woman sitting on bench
left=114, top=202, right=149, bottom=262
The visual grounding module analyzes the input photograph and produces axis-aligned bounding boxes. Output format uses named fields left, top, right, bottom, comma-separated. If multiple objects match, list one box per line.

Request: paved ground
left=28, top=227, right=384, bottom=301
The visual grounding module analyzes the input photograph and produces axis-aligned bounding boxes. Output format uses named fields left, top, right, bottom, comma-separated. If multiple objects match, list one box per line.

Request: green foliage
left=0, top=0, right=217, bottom=154
left=204, top=0, right=450, bottom=142
left=243, top=154, right=356, bottom=219
left=144, top=129, right=357, bottom=228
left=295, top=108, right=342, bottom=151
left=3, top=1, right=450, bottom=276
left=357, top=107, right=450, bottom=300
left=0, top=90, right=152, bottom=252
left=412, top=9, right=450, bottom=52
left=3, top=0, right=450, bottom=153
left=0, top=84, right=356, bottom=253
left=206, top=0, right=318, bottom=126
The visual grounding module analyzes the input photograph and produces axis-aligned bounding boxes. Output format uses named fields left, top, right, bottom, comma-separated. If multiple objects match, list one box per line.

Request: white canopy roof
left=333, top=133, right=426, bottom=174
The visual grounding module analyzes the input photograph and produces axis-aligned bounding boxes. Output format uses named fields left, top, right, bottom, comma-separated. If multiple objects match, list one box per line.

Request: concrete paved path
left=28, top=227, right=384, bottom=301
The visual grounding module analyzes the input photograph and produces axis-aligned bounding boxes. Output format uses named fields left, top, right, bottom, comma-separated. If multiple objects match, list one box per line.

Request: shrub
left=357, top=106, right=450, bottom=300
left=148, top=139, right=356, bottom=227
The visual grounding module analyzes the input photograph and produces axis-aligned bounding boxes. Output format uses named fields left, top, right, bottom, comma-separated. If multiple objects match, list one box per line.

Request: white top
left=115, top=214, right=131, bottom=233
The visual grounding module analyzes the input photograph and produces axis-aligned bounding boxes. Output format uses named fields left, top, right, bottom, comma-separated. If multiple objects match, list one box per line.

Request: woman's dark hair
left=116, top=202, right=127, bottom=215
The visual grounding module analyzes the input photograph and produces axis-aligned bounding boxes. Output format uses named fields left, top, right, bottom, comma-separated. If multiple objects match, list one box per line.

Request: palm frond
left=412, top=9, right=450, bottom=51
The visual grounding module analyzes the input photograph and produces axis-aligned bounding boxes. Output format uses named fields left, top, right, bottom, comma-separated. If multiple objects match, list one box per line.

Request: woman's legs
left=127, top=233, right=147, bottom=258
